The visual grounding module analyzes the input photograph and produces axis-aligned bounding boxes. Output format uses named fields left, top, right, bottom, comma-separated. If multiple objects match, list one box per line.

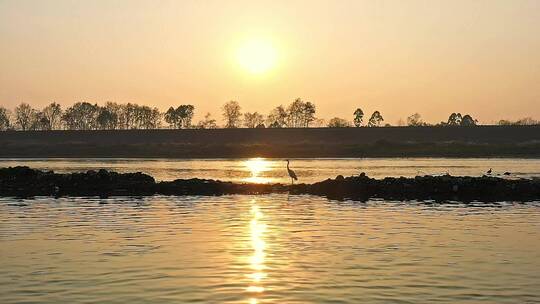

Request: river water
left=1, top=158, right=540, bottom=183
left=1, top=158, right=540, bottom=303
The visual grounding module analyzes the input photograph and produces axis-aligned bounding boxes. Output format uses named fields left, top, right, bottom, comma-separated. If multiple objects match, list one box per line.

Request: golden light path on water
left=246, top=201, right=267, bottom=303
left=244, top=158, right=272, bottom=184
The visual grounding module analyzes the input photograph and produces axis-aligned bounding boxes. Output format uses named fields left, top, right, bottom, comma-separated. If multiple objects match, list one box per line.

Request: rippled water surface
left=1, top=158, right=540, bottom=183
left=1, top=195, right=539, bottom=304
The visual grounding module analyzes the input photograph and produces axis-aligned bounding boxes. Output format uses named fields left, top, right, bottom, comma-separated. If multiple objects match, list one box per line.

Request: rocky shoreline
left=1, top=166, right=539, bottom=202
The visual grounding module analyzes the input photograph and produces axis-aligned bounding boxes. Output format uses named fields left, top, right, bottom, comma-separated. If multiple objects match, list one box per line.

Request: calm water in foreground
left=1, top=196, right=539, bottom=303
left=1, top=158, right=540, bottom=303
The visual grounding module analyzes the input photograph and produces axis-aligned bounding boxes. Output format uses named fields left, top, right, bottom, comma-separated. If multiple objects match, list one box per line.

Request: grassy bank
left=1, top=126, right=539, bottom=158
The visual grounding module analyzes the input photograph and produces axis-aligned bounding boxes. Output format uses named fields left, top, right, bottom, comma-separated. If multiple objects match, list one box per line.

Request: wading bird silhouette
left=286, top=160, right=298, bottom=185
left=487, top=168, right=492, bottom=175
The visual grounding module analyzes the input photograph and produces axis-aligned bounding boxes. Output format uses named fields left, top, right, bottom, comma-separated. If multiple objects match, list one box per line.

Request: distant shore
left=2, top=166, right=539, bottom=202
left=1, top=126, right=540, bottom=158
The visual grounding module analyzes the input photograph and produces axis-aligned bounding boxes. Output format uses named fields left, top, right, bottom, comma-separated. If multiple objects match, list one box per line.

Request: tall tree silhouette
left=287, top=98, right=316, bottom=127
left=460, top=114, right=477, bottom=126
left=41, top=103, right=63, bottom=130
left=96, top=106, right=117, bottom=130
left=244, top=112, right=265, bottom=128
left=62, top=102, right=99, bottom=130
left=302, top=101, right=316, bottom=127
left=0, top=107, right=10, bottom=130
left=353, top=108, right=364, bottom=127
left=267, top=105, right=288, bottom=128
left=447, top=113, right=462, bottom=126
left=165, top=107, right=179, bottom=128
left=14, top=103, right=36, bottom=131
left=222, top=101, right=242, bottom=128
left=368, top=111, right=384, bottom=127
left=177, top=105, right=195, bottom=128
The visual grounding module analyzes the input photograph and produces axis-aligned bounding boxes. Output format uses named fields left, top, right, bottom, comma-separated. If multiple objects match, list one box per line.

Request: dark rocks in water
left=292, top=174, right=540, bottom=202
left=0, top=166, right=155, bottom=197
left=1, top=166, right=540, bottom=202
left=156, top=178, right=288, bottom=196
left=0, top=166, right=289, bottom=198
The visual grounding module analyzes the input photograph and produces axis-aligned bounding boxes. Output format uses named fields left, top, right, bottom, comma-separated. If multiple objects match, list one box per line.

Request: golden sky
left=0, top=0, right=539, bottom=124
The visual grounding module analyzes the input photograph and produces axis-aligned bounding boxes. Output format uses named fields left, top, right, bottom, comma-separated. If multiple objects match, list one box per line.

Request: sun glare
left=244, top=158, right=271, bottom=183
left=236, top=39, right=278, bottom=75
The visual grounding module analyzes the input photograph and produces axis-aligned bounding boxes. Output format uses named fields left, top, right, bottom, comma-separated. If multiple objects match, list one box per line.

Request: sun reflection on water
left=244, top=158, right=272, bottom=183
left=246, top=202, right=267, bottom=303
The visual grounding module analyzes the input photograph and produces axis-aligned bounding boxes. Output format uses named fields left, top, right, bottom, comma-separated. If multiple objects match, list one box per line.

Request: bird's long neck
left=287, top=161, right=290, bottom=169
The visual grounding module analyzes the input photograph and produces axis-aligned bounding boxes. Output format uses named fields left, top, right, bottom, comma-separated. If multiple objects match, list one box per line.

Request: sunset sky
left=1, top=0, right=539, bottom=124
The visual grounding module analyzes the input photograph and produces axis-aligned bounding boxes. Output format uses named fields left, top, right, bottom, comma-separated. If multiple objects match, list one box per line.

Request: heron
left=286, top=159, right=298, bottom=184
left=487, top=168, right=492, bottom=175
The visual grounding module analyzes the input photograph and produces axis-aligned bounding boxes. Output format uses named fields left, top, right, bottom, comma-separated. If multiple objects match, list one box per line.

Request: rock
left=1, top=166, right=539, bottom=202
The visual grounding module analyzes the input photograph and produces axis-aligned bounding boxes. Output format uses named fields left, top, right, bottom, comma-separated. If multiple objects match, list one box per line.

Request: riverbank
left=1, top=167, right=539, bottom=202
left=1, top=126, right=540, bottom=158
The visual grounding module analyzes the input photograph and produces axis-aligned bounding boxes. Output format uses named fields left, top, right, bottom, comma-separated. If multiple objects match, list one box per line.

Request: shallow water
left=1, top=158, right=540, bottom=183
left=1, top=195, right=539, bottom=304
left=1, top=158, right=540, bottom=303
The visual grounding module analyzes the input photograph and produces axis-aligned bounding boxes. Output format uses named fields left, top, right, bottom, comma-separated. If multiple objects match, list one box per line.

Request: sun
left=236, top=39, right=278, bottom=75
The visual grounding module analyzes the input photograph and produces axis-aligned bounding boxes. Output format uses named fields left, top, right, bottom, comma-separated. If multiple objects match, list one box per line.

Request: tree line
left=0, top=100, right=537, bottom=131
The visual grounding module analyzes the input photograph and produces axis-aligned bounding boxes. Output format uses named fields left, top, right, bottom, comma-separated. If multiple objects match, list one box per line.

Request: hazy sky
left=1, top=0, right=539, bottom=124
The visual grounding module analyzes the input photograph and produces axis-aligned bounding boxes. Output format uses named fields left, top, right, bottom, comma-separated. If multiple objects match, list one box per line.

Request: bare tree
left=177, top=105, right=195, bottom=128
left=406, top=113, right=426, bottom=126
left=197, top=112, right=218, bottom=129
left=515, top=117, right=538, bottom=125
left=164, top=105, right=194, bottom=129
left=164, top=107, right=179, bottom=129
left=149, top=107, right=162, bottom=129
left=312, top=118, right=326, bottom=127
left=244, top=112, right=264, bottom=128
left=62, top=102, right=99, bottom=130
left=118, top=103, right=137, bottom=129
left=0, top=107, right=12, bottom=131
left=266, top=105, right=288, bottom=128
left=30, top=112, right=51, bottom=130
left=302, top=101, right=316, bottom=127
left=102, top=102, right=122, bottom=129
left=498, top=117, right=538, bottom=126
left=133, top=105, right=159, bottom=129
left=41, top=102, right=63, bottom=130
left=286, top=98, right=304, bottom=127
left=287, top=98, right=316, bottom=127
left=327, top=117, right=351, bottom=128
left=96, top=106, right=118, bottom=130
left=222, top=101, right=242, bottom=128
left=14, top=103, right=37, bottom=131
